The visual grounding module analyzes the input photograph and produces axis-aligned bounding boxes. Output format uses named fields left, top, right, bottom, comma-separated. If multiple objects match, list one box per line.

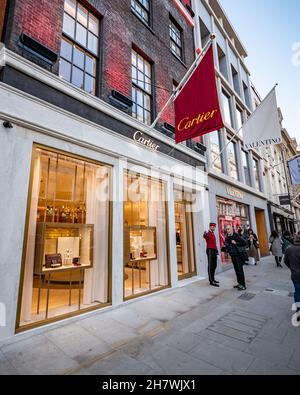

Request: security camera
left=3, top=121, right=13, bottom=129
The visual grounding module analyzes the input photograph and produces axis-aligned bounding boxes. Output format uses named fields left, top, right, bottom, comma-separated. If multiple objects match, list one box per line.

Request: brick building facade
left=0, top=0, right=209, bottom=338
left=2, top=0, right=196, bottom=127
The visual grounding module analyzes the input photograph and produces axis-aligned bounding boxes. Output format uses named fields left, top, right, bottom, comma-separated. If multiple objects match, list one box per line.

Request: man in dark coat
left=223, top=226, right=247, bottom=291
left=203, top=222, right=219, bottom=287
left=284, top=235, right=300, bottom=321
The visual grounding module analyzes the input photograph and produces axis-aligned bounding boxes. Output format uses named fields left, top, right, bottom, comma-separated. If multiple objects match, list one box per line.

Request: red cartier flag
left=174, top=45, right=224, bottom=144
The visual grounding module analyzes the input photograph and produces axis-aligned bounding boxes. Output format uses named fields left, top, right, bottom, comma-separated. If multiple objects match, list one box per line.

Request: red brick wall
left=5, top=0, right=64, bottom=54
left=0, top=0, right=7, bottom=41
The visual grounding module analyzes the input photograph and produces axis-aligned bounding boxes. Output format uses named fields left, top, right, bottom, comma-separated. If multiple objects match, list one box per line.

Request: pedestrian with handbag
left=223, top=226, right=247, bottom=291
left=269, top=230, right=283, bottom=268
left=247, top=228, right=260, bottom=265
left=237, top=226, right=249, bottom=265
left=203, top=222, right=219, bottom=287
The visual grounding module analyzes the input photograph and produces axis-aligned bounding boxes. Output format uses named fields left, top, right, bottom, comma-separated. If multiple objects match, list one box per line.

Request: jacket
left=248, top=234, right=259, bottom=249
left=224, top=233, right=247, bottom=257
left=282, top=236, right=294, bottom=254
left=284, top=242, right=300, bottom=282
left=269, top=236, right=283, bottom=257
left=203, top=231, right=218, bottom=251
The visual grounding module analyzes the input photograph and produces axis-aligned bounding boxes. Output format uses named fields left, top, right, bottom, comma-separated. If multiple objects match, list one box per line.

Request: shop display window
left=18, top=147, right=111, bottom=329
left=124, top=171, right=169, bottom=299
left=217, top=197, right=250, bottom=265
left=174, top=189, right=196, bottom=280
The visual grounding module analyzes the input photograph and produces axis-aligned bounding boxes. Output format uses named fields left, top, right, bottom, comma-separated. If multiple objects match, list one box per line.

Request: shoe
left=233, top=284, right=240, bottom=289
left=214, top=280, right=220, bottom=284
left=210, top=282, right=219, bottom=287
left=237, top=285, right=247, bottom=291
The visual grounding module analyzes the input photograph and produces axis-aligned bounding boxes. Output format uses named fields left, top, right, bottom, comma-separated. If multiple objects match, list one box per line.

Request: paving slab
left=245, top=358, right=299, bottom=375
left=190, top=341, right=254, bottom=374
left=1, top=256, right=299, bottom=375
left=1, top=335, right=79, bottom=375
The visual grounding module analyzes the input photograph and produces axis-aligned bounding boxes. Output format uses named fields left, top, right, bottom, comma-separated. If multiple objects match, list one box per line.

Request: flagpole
left=150, top=34, right=216, bottom=130
left=211, top=83, right=279, bottom=167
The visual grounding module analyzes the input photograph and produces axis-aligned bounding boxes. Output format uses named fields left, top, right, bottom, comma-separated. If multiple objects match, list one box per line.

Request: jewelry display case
left=34, top=222, right=94, bottom=274
left=124, top=226, right=157, bottom=265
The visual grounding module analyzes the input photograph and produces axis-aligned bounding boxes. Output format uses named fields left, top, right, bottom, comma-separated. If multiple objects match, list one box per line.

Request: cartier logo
left=133, top=131, right=160, bottom=152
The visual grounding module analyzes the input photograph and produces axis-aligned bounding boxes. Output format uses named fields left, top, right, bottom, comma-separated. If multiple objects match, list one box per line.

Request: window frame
left=169, top=16, right=184, bottom=61
left=60, top=0, right=100, bottom=95
left=131, top=0, right=151, bottom=26
left=131, top=49, right=153, bottom=125
left=227, top=137, right=239, bottom=181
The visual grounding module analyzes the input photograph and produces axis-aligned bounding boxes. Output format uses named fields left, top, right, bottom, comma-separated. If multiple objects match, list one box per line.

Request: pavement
left=0, top=256, right=299, bottom=375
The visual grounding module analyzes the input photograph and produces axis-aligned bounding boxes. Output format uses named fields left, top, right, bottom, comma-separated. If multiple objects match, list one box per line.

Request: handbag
left=45, top=253, right=62, bottom=269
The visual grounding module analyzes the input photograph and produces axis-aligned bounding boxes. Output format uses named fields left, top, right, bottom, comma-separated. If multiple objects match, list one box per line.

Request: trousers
left=207, top=249, right=217, bottom=284
left=293, top=280, right=300, bottom=306
left=231, top=255, right=246, bottom=287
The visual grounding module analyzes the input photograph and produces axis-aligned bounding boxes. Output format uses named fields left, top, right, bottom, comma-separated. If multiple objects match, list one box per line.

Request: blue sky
left=220, top=0, right=300, bottom=141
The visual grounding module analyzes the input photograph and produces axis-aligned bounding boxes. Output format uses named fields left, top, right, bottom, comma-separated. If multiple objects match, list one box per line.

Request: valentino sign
left=133, top=131, right=160, bottom=152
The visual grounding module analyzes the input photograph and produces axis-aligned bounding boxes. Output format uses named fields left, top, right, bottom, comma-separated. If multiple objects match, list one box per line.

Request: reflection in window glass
left=253, top=158, right=261, bottom=191
left=60, top=0, right=99, bottom=95
left=242, top=150, right=251, bottom=186
left=222, top=91, right=233, bottom=127
left=132, top=50, right=152, bottom=125
left=131, top=0, right=150, bottom=24
left=227, top=138, right=238, bottom=180
left=210, top=131, right=223, bottom=174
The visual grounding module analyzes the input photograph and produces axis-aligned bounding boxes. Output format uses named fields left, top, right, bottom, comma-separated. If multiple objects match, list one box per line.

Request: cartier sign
left=133, top=131, right=160, bottom=152
left=226, top=187, right=243, bottom=199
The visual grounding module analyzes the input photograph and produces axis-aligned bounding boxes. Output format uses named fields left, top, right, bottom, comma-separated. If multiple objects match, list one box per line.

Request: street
left=0, top=256, right=299, bottom=375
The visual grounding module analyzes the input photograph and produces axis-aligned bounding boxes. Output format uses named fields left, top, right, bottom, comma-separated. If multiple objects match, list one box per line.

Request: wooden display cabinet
left=34, top=222, right=94, bottom=274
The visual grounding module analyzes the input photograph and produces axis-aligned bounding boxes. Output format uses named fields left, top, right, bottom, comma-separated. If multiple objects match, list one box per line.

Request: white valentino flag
left=243, top=87, right=282, bottom=150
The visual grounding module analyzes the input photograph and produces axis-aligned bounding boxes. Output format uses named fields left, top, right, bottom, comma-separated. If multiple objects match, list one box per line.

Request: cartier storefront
left=17, top=146, right=112, bottom=330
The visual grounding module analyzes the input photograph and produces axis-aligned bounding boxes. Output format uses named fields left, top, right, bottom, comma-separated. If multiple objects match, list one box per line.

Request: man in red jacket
left=203, top=223, right=219, bottom=287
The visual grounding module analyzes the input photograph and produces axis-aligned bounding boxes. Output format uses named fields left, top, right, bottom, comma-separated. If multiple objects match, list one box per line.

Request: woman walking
left=269, top=230, right=283, bottom=268
left=223, top=226, right=247, bottom=290
left=248, top=229, right=260, bottom=265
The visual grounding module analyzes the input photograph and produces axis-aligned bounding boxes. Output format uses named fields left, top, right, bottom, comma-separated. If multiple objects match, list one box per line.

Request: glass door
left=174, top=191, right=196, bottom=280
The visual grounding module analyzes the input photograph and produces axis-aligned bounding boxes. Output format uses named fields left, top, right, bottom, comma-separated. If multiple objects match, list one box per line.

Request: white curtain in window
left=83, top=166, right=109, bottom=305
left=20, top=153, right=41, bottom=323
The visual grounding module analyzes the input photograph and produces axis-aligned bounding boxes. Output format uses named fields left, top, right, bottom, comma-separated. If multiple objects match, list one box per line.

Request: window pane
left=63, top=13, right=75, bottom=38
left=59, top=59, right=71, bottom=82
left=60, top=38, right=72, bottom=61
left=85, top=54, right=96, bottom=76
left=227, top=139, right=238, bottom=180
left=84, top=74, right=95, bottom=95
left=88, top=32, right=98, bottom=54
left=222, top=91, right=233, bottom=127
left=76, top=22, right=87, bottom=46
left=73, top=46, right=85, bottom=69
left=64, top=0, right=76, bottom=18
left=211, top=131, right=223, bottom=173
left=77, top=3, right=88, bottom=27
left=72, top=66, right=84, bottom=89
left=89, top=14, right=99, bottom=36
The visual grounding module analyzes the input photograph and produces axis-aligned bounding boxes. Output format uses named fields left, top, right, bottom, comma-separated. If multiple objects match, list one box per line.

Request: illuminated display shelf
left=34, top=222, right=94, bottom=274
left=124, top=226, right=157, bottom=264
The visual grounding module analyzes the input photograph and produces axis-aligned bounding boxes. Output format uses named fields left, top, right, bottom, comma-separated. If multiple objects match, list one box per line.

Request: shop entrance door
left=255, top=209, right=269, bottom=257
left=175, top=201, right=196, bottom=280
